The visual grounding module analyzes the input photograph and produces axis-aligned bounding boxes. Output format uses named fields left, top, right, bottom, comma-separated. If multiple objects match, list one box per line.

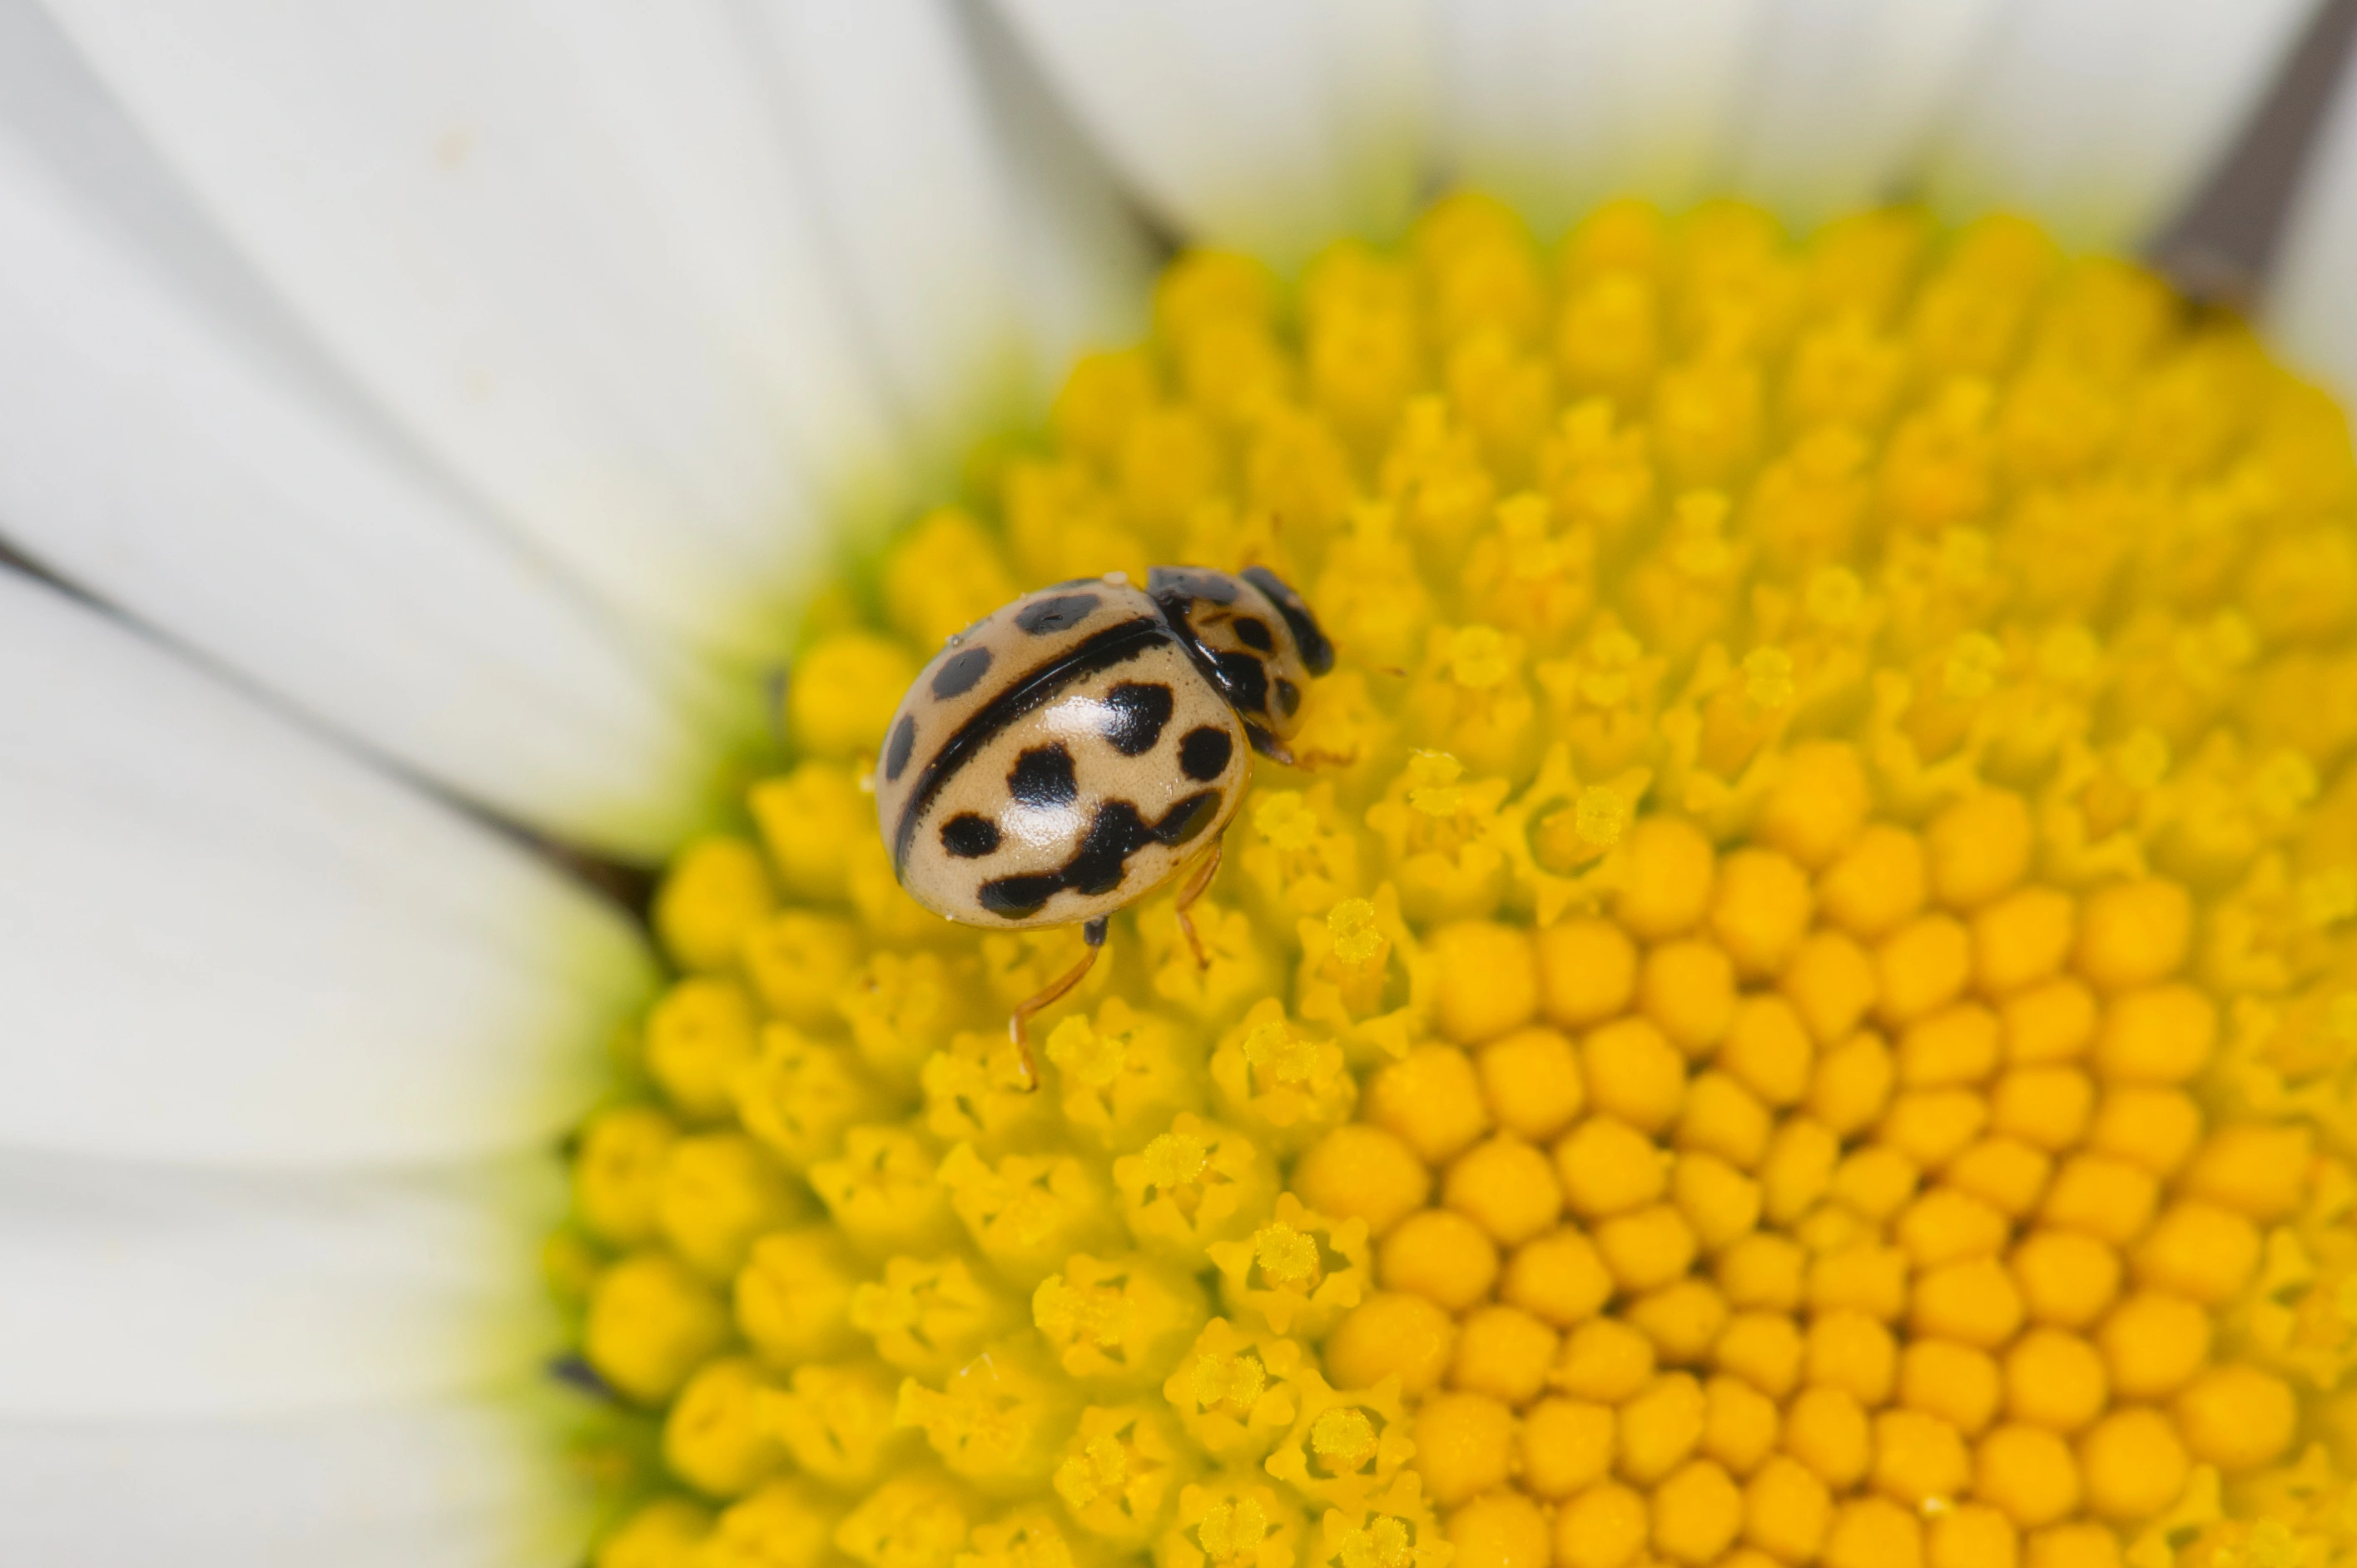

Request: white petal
left=963, top=0, right=1155, bottom=393
left=1727, top=0, right=2013, bottom=231
left=0, top=1392, right=589, bottom=1566
left=747, top=0, right=1057, bottom=457
left=0, top=1150, right=559, bottom=1419
left=2269, top=41, right=2357, bottom=402
left=0, top=22, right=739, bottom=858
left=0, top=570, right=655, bottom=1169
left=1437, top=0, right=1769, bottom=236
left=751, top=0, right=1157, bottom=439
left=45, top=0, right=910, bottom=657
left=985, top=0, right=1432, bottom=264
left=1920, top=0, right=2325, bottom=249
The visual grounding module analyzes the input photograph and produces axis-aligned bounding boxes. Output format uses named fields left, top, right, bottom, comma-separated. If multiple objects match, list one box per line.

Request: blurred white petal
left=749, top=0, right=1131, bottom=457
left=962, top=0, right=1154, bottom=391
left=1922, top=0, right=2324, bottom=248
left=0, top=25, right=737, bottom=858
left=1728, top=0, right=2012, bottom=230
left=1437, top=0, right=1768, bottom=236
left=0, top=1152, right=559, bottom=1419
left=0, top=1392, right=588, bottom=1566
left=0, top=570, right=655, bottom=1169
left=985, top=0, right=1432, bottom=264
left=45, top=0, right=907, bottom=657
left=2272, top=44, right=2357, bottom=401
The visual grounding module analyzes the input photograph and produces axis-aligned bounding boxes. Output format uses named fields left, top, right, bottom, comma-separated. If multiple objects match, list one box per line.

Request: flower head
left=18, top=8, right=2357, bottom=1567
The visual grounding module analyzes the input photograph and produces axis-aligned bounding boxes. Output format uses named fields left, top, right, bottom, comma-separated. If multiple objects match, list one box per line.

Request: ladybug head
left=1147, top=565, right=1333, bottom=749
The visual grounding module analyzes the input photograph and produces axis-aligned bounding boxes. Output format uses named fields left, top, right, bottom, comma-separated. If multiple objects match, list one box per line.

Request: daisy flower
left=7, top=5, right=2357, bottom=1568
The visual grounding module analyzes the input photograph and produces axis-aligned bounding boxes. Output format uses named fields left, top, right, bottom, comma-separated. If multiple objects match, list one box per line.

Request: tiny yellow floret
left=1873, top=1407, right=1971, bottom=1507
left=1616, top=1372, right=1707, bottom=1484
left=1554, top=1481, right=1648, bottom=1568
left=1367, top=1046, right=1494, bottom=1164
left=1450, top=1304, right=1558, bottom=1406
left=1443, top=1134, right=1562, bottom=1246
left=1294, top=1125, right=1432, bottom=1238
left=1521, top=1397, right=1615, bottom=1499
left=2002, top=1329, right=2109, bottom=1433
left=1819, top=826, right=1928, bottom=940
left=1380, top=1208, right=1500, bottom=1313
left=2072, top=879, right=2192, bottom=991
left=1430, top=921, right=1539, bottom=1044
left=1709, top=849, right=1815, bottom=980
left=1582, top=1016, right=1688, bottom=1132
left=1615, top=816, right=1717, bottom=940
left=585, top=1252, right=734, bottom=1406
left=1639, top=940, right=1739, bottom=1057
left=1899, top=1338, right=2002, bottom=1436
left=1536, top=920, right=1639, bottom=1028
left=1926, top=792, right=2033, bottom=911
left=2171, top=1364, right=2295, bottom=1473
left=1473, top=1027, right=1585, bottom=1141
left=1413, top=1391, right=1516, bottom=1505
left=1783, top=1385, right=1871, bottom=1489
left=1501, top=1228, right=1613, bottom=1327
left=1446, top=1491, right=1549, bottom=1568
left=1327, top=1293, right=1458, bottom=1396
left=1556, top=1317, right=1659, bottom=1403
left=2008, top=1229, right=2121, bottom=1330
left=2076, top=1407, right=2188, bottom=1521
left=1744, top=1454, right=1833, bottom=1561
left=1925, top=1504, right=2017, bottom=1568
left=655, top=836, right=776, bottom=975
left=1975, top=1424, right=2081, bottom=1528
left=1651, top=1457, right=1743, bottom=1563
left=1824, top=1496, right=1923, bottom=1568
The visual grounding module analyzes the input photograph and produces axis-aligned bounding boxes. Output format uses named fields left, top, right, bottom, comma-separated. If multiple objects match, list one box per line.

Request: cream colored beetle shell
left=874, top=566, right=1330, bottom=930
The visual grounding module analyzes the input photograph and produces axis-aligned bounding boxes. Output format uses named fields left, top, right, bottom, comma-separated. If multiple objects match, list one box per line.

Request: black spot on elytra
left=930, top=646, right=993, bottom=699
left=1158, top=791, right=1221, bottom=846
left=1016, top=593, right=1101, bottom=635
left=1213, top=651, right=1271, bottom=715
left=940, top=813, right=1001, bottom=858
left=1101, top=682, right=1175, bottom=756
left=1275, top=677, right=1301, bottom=718
left=1242, top=566, right=1334, bottom=676
left=1180, top=726, right=1233, bottom=782
left=976, top=876, right=1056, bottom=920
left=1008, top=743, right=1079, bottom=808
left=977, top=790, right=1224, bottom=919
left=884, top=714, right=917, bottom=783
left=1234, top=616, right=1274, bottom=653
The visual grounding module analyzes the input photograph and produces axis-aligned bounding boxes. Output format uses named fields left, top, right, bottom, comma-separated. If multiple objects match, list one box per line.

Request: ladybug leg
left=1006, top=916, right=1109, bottom=1090
left=1173, top=830, right=1227, bottom=969
left=1248, top=727, right=1296, bottom=766
left=1249, top=723, right=1356, bottom=772
left=1249, top=722, right=1356, bottom=773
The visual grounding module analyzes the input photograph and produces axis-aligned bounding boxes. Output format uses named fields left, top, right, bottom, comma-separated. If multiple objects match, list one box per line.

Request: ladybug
left=873, top=564, right=1334, bottom=1083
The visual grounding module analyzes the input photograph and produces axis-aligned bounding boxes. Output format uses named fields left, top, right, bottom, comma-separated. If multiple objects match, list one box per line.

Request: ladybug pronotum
left=873, top=564, right=1335, bottom=1084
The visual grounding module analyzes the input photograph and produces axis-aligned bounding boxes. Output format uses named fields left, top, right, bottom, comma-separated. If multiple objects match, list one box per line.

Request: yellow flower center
left=562, top=192, right=2357, bottom=1568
